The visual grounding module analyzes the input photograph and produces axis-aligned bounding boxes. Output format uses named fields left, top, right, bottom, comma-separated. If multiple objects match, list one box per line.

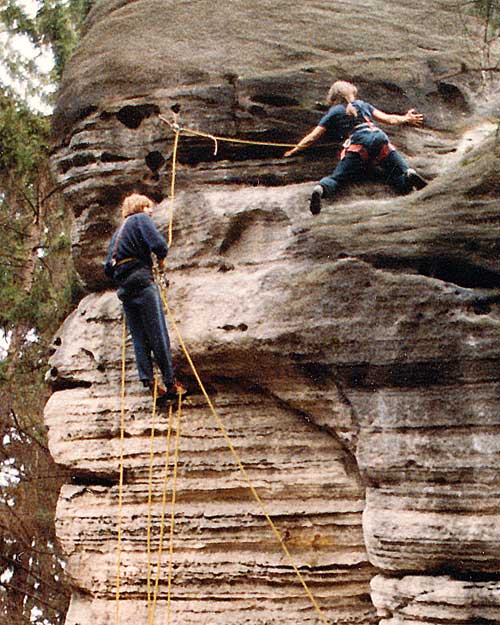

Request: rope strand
left=158, top=287, right=331, bottom=625
left=148, top=403, right=174, bottom=625
left=166, top=395, right=182, bottom=625
left=146, top=376, right=159, bottom=613
left=158, top=114, right=296, bottom=151
left=115, top=316, right=127, bottom=625
left=168, top=130, right=180, bottom=247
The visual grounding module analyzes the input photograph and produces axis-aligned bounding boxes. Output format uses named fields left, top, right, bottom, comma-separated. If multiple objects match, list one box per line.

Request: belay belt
left=112, top=256, right=138, bottom=268
left=340, top=138, right=395, bottom=164
left=340, top=114, right=395, bottom=164
left=110, top=219, right=139, bottom=269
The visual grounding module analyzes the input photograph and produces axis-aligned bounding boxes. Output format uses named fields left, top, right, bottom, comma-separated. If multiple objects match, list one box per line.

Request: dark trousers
left=120, top=284, right=175, bottom=386
left=319, top=133, right=413, bottom=197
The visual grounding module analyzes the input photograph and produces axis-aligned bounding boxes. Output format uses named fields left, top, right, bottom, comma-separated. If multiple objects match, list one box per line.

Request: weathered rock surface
left=46, top=1, right=500, bottom=624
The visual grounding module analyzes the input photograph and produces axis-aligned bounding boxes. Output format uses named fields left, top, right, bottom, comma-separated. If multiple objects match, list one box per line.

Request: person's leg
left=379, top=149, right=427, bottom=194
left=122, top=297, right=154, bottom=383
left=312, top=153, right=365, bottom=214
left=139, top=285, right=175, bottom=387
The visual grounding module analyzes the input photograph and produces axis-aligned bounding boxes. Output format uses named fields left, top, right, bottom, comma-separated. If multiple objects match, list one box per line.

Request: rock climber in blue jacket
left=104, top=193, right=186, bottom=403
left=285, top=80, right=427, bottom=214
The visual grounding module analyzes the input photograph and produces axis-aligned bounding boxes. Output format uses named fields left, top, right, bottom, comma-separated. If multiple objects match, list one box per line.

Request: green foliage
left=0, top=0, right=92, bottom=82
left=0, top=3, right=91, bottom=624
left=0, top=92, right=49, bottom=182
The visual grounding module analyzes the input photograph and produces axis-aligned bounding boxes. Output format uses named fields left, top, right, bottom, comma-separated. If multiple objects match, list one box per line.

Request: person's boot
left=143, top=379, right=169, bottom=402
left=164, top=379, right=188, bottom=401
left=309, top=185, right=323, bottom=215
left=405, top=168, right=427, bottom=191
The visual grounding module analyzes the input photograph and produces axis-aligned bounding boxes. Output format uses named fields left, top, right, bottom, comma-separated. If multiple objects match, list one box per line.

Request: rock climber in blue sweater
left=285, top=80, right=427, bottom=214
left=104, top=193, right=186, bottom=403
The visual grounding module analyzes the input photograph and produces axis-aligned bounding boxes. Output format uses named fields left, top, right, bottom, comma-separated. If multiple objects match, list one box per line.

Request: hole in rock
left=76, top=105, right=97, bottom=121
left=60, top=152, right=96, bottom=173
left=49, top=376, right=92, bottom=391
left=371, top=255, right=500, bottom=290
left=219, top=323, right=248, bottom=332
left=250, top=94, right=299, bottom=107
left=101, top=152, right=128, bottom=163
left=71, top=471, right=120, bottom=487
left=298, top=362, right=332, bottom=384
left=145, top=151, right=166, bottom=172
left=418, top=257, right=500, bottom=289
left=337, top=362, right=449, bottom=389
left=437, top=82, right=469, bottom=110
left=116, top=103, right=160, bottom=129
left=472, top=301, right=492, bottom=315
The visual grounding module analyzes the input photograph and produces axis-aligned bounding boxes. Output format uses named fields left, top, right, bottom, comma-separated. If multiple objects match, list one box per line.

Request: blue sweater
left=318, top=99, right=375, bottom=143
left=104, top=212, right=168, bottom=279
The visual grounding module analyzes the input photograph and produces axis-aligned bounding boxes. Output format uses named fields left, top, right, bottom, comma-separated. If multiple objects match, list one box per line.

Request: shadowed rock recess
left=46, top=1, right=500, bottom=624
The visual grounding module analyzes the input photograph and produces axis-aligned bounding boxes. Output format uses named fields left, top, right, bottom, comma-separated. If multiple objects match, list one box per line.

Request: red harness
left=340, top=115, right=395, bottom=163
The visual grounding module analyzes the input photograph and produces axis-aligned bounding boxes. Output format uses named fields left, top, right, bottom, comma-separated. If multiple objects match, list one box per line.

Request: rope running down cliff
left=115, top=115, right=330, bottom=625
left=157, top=279, right=331, bottom=625
left=160, top=113, right=330, bottom=624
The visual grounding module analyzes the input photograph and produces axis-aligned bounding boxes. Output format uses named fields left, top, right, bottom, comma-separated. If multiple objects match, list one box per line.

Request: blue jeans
left=120, top=284, right=175, bottom=386
left=319, top=128, right=412, bottom=197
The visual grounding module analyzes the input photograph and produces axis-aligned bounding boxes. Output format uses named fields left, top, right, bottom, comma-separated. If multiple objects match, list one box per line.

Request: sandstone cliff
left=46, top=2, right=500, bottom=624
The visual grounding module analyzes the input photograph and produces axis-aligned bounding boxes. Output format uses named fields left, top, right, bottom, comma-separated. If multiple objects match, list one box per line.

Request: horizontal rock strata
left=47, top=1, right=500, bottom=624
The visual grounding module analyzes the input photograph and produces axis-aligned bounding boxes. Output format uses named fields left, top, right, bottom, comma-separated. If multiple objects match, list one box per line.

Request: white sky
left=0, top=0, right=56, bottom=113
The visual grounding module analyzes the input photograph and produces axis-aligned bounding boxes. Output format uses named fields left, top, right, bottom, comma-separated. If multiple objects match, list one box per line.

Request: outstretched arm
left=285, top=125, right=326, bottom=157
left=372, top=108, right=424, bottom=127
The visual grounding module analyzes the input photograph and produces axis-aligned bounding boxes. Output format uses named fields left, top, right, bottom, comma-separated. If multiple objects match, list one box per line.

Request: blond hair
left=326, top=80, right=358, bottom=106
left=121, top=193, right=154, bottom=219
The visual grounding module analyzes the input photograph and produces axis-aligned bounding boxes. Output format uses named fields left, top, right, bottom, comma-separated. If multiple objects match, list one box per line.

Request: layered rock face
left=46, top=2, right=500, bottom=625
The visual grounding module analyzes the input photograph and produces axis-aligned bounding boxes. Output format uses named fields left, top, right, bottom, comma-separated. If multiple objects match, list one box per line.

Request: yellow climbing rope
left=116, top=324, right=184, bottom=625
left=148, top=401, right=174, bottom=625
left=166, top=394, right=182, bottom=625
left=146, top=376, right=159, bottom=613
left=160, top=113, right=297, bottom=248
left=158, top=114, right=297, bottom=151
left=168, top=129, right=180, bottom=247
left=157, top=284, right=331, bottom=625
left=114, top=111, right=330, bottom=625
left=115, top=316, right=127, bottom=625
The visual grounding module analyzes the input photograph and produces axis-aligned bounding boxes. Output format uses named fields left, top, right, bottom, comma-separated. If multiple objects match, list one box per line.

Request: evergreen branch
left=0, top=579, right=62, bottom=612
left=0, top=553, right=66, bottom=596
left=9, top=409, right=50, bottom=453
left=0, top=516, right=59, bottom=558
left=39, top=183, right=64, bottom=205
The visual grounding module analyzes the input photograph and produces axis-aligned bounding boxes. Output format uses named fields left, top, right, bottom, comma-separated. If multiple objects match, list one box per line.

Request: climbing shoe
left=405, top=168, right=427, bottom=191
left=144, top=379, right=169, bottom=401
left=163, top=380, right=188, bottom=402
left=143, top=379, right=187, bottom=404
left=309, top=185, right=323, bottom=215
